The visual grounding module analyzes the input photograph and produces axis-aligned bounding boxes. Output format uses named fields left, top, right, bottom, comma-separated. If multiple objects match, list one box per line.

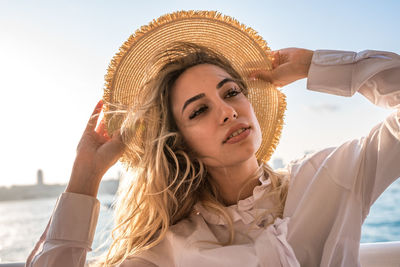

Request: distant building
left=37, top=169, right=44, bottom=186
left=0, top=169, right=120, bottom=202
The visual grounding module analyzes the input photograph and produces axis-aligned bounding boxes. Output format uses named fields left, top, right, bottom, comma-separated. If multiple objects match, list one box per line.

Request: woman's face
left=170, top=64, right=262, bottom=168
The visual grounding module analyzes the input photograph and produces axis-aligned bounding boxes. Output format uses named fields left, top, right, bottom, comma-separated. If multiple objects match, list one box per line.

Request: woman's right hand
left=249, top=48, right=314, bottom=87
left=66, top=100, right=125, bottom=197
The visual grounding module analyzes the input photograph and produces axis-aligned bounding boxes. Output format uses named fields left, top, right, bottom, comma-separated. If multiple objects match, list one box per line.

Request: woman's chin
left=204, top=151, right=258, bottom=169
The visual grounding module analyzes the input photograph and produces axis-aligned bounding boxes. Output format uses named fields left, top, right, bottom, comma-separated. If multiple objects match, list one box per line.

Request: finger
left=268, top=50, right=280, bottom=69
left=269, top=62, right=304, bottom=87
left=248, top=70, right=273, bottom=83
left=99, top=129, right=125, bottom=163
left=85, top=100, right=103, bottom=133
left=95, top=118, right=110, bottom=139
left=272, top=51, right=280, bottom=69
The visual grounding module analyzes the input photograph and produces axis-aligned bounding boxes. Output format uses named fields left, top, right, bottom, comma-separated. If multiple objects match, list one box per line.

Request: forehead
left=171, top=64, right=232, bottom=100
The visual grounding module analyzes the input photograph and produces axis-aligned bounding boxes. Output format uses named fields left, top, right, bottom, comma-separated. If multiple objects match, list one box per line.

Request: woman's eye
left=225, top=88, right=242, bottom=98
left=189, top=105, right=208, bottom=120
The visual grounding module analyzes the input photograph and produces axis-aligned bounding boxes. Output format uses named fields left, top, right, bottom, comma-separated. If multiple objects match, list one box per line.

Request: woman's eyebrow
left=181, top=93, right=205, bottom=114
left=216, top=77, right=235, bottom=89
left=181, top=77, right=235, bottom=114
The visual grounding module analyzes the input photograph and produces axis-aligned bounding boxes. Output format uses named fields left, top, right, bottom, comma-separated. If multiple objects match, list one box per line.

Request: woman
left=26, top=11, right=400, bottom=266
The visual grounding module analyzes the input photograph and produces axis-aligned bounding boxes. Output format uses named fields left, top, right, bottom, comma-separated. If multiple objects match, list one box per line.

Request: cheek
left=180, top=125, right=216, bottom=156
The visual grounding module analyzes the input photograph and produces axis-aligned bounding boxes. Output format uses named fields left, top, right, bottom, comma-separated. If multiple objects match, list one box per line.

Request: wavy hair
left=94, top=42, right=289, bottom=266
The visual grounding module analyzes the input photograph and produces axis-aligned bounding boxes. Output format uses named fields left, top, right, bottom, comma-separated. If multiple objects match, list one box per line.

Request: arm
left=26, top=100, right=125, bottom=267
left=252, top=48, right=400, bottom=215
left=307, top=49, right=400, bottom=109
left=249, top=48, right=400, bottom=110
left=307, top=49, right=400, bottom=212
left=26, top=193, right=100, bottom=267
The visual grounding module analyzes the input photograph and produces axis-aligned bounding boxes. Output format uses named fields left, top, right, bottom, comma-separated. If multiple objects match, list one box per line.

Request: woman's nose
left=220, top=103, right=238, bottom=124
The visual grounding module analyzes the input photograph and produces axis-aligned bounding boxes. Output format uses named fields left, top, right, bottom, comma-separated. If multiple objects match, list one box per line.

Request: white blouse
left=26, top=49, right=400, bottom=267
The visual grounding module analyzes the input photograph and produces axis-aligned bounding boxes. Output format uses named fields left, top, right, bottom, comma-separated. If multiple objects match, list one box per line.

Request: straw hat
left=103, top=10, right=286, bottom=165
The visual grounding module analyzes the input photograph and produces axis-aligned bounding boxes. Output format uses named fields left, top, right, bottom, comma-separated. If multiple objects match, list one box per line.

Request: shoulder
left=283, top=138, right=370, bottom=216
left=288, top=147, right=336, bottom=178
left=288, top=137, right=368, bottom=190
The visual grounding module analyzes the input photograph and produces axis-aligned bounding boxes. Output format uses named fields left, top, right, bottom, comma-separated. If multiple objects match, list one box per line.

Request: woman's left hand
left=66, top=100, right=125, bottom=197
left=249, top=48, right=314, bottom=87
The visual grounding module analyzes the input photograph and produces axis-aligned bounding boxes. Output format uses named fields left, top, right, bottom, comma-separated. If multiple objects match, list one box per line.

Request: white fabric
left=26, top=49, right=400, bottom=267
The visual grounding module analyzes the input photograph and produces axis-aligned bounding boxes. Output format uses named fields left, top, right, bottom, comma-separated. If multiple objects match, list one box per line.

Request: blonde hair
left=94, top=42, right=289, bottom=266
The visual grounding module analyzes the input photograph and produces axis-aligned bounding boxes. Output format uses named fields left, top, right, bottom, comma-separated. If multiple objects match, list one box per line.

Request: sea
left=1, top=179, right=399, bottom=263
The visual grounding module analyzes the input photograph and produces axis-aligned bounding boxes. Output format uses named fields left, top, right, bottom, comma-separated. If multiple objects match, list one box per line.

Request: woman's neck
left=207, top=156, right=261, bottom=206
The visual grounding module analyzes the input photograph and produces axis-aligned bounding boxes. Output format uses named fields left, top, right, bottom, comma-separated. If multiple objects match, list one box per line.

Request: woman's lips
left=223, top=127, right=251, bottom=144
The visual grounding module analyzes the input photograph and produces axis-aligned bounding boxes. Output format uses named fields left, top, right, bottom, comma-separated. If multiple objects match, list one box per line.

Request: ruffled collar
left=194, top=173, right=274, bottom=225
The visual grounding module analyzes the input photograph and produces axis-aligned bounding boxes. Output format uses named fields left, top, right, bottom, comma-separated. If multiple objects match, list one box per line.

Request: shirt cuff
left=47, top=192, right=100, bottom=248
left=307, top=50, right=357, bottom=97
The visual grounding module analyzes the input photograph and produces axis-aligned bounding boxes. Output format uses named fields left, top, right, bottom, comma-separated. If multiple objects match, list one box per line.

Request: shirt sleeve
left=307, top=49, right=400, bottom=109
left=25, top=192, right=100, bottom=267
left=307, top=49, right=400, bottom=216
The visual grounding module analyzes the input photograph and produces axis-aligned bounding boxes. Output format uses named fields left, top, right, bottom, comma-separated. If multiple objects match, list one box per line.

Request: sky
left=0, top=0, right=399, bottom=186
